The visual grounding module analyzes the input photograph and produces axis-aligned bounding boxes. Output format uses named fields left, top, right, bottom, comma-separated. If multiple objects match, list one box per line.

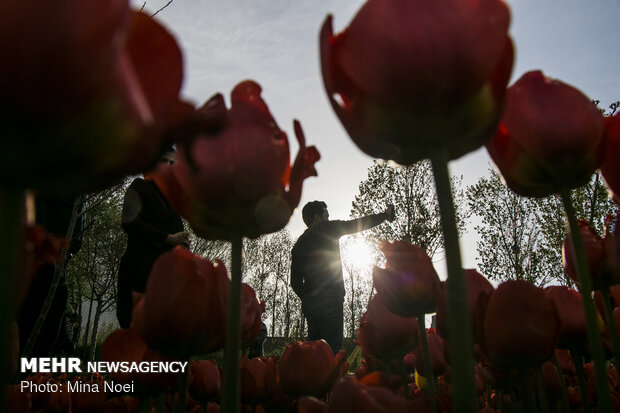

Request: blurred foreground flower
left=189, top=360, right=221, bottom=404
left=357, top=294, right=419, bottom=363
left=478, top=280, right=560, bottom=369
left=328, top=376, right=418, bottom=413
left=601, top=113, right=620, bottom=202
left=133, top=247, right=230, bottom=357
left=320, top=0, right=513, bottom=164
left=436, top=269, right=494, bottom=340
left=155, top=80, right=320, bottom=240
left=0, top=2, right=197, bottom=192
left=544, top=286, right=587, bottom=349
left=487, top=70, right=605, bottom=197
left=240, top=356, right=277, bottom=405
left=373, top=241, right=441, bottom=317
left=414, top=328, right=448, bottom=377
left=278, top=340, right=345, bottom=398
left=100, top=327, right=181, bottom=394
left=563, top=218, right=620, bottom=290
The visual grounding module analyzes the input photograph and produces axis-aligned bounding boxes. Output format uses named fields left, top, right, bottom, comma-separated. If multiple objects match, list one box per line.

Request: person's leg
left=320, top=303, right=344, bottom=354
left=305, top=312, right=321, bottom=341
left=116, top=275, right=132, bottom=328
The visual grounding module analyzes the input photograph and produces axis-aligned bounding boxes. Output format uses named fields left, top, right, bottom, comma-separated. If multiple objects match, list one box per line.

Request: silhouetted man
left=291, top=201, right=394, bottom=353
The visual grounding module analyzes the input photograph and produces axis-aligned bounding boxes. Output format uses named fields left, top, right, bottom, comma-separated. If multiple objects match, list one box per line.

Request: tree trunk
left=283, top=287, right=291, bottom=338
left=271, top=278, right=278, bottom=337
left=81, top=293, right=95, bottom=355
left=88, top=299, right=103, bottom=362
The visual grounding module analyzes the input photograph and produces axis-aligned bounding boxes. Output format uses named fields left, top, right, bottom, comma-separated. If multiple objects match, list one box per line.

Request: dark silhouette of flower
left=601, top=113, right=620, bottom=203
left=487, top=70, right=605, bottom=197
left=373, top=241, right=441, bottom=317
left=357, top=294, right=419, bottom=362
left=154, top=80, right=320, bottom=240
left=278, top=340, right=345, bottom=398
left=320, top=0, right=513, bottom=165
left=132, top=247, right=229, bottom=357
left=1, top=3, right=196, bottom=192
left=479, top=280, right=560, bottom=369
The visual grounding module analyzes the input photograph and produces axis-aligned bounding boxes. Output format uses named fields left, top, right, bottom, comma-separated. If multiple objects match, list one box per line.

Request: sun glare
left=342, top=238, right=376, bottom=273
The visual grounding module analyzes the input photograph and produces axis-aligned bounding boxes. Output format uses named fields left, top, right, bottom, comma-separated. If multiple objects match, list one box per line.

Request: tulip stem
left=222, top=234, right=243, bottom=413
left=417, top=317, right=437, bottom=412
left=535, top=368, right=551, bottom=413
left=0, top=189, right=25, bottom=403
left=601, top=288, right=620, bottom=368
left=518, top=370, right=535, bottom=413
left=569, top=349, right=591, bottom=413
left=139, top=395, right=151, bottom=413
left=552, top=354, right=570, bottom=413
left=157, top=393, right=166, bottom=412
left=561, top=188, right=613, bottom=412
left=430, top=149, right=476, bottom=413
left=174, top=367, right=189, bottom=413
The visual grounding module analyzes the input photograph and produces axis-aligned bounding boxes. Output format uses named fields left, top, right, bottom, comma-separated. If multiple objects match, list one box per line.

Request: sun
left=341, top=237, right=377, bottom=274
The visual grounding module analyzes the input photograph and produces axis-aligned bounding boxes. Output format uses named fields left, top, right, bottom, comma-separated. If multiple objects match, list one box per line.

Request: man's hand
left=167, top=231, right=191, bottom=249
left=385, top=205, right=395, bottom=221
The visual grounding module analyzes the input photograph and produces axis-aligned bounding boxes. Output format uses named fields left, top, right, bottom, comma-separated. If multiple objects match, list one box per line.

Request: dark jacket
left=290, top=213, right=387, bottom=314
left=117, top=178, right=184, bottom=293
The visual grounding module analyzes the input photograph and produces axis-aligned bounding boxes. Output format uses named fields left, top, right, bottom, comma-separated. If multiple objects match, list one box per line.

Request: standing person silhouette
left=116, top=146, right=190, bottom=328
left=290, top=201, right=394, bottom=353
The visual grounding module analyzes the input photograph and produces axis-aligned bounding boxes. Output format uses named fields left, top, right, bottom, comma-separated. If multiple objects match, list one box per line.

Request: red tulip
left=554, top=348, right=576, bottom=376
left=436, top=269, right=494, bottom=340
left=320, top=0, right=513, bottom=165
left=26, top=373, right=52, bottom=410
left=487, top=70, right=605, bottom=197
left=136, top=346, right=182, bottom=395
left=132, top=247, right=230, bottom=357
left=154, top=80, right=320, bottom=240
left=189, top=360, right=221, bottom=404
left=541, top=360, right=562, bottom=395
left=357, top=294, right=419, bottom=362
left=373, top=241, right=441, bottom=317
left=0, top=1, right=193, bottom=192
left=404, top=351, right=417, bottom=374
left=241, top=284, right=266, bottom=348
left=601, top=113, right=620, bottom=203
left=562, top=218, right=620, bottom=290
left=100, top=328, right=181, bottom=393
left=544, top=286, right=587, bottom=349
left=415, top=329, right=448, bottom=377
left=43, top=380, right=72, bottom=412
left=479, top=280, right=560, bottom=369
left=327, top=376, right=414, bottom=413
left=71, top=378, right=109, bottom=413
left=277, top=340, right=345, bottom=398
left=100, top=328, right=148, bottom=384
left=239, top=356, right=277, bottom=405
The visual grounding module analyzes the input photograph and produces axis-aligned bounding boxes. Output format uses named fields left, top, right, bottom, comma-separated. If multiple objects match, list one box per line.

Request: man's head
left=302, top=201, right=328, bottom=226
left=159, top=145, right=176, bottom=165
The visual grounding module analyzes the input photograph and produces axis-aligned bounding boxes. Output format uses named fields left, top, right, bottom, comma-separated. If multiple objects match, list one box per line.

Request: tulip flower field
left=2, top=0, right=620, bottom=412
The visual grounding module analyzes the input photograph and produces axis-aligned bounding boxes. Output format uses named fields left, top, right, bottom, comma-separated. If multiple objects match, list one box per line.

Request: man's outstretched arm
left=330, top=205, right=395, bottom=236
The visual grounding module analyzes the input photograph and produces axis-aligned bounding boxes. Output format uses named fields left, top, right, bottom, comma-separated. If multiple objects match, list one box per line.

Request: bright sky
left=134, top=0, right=620, bottom=277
